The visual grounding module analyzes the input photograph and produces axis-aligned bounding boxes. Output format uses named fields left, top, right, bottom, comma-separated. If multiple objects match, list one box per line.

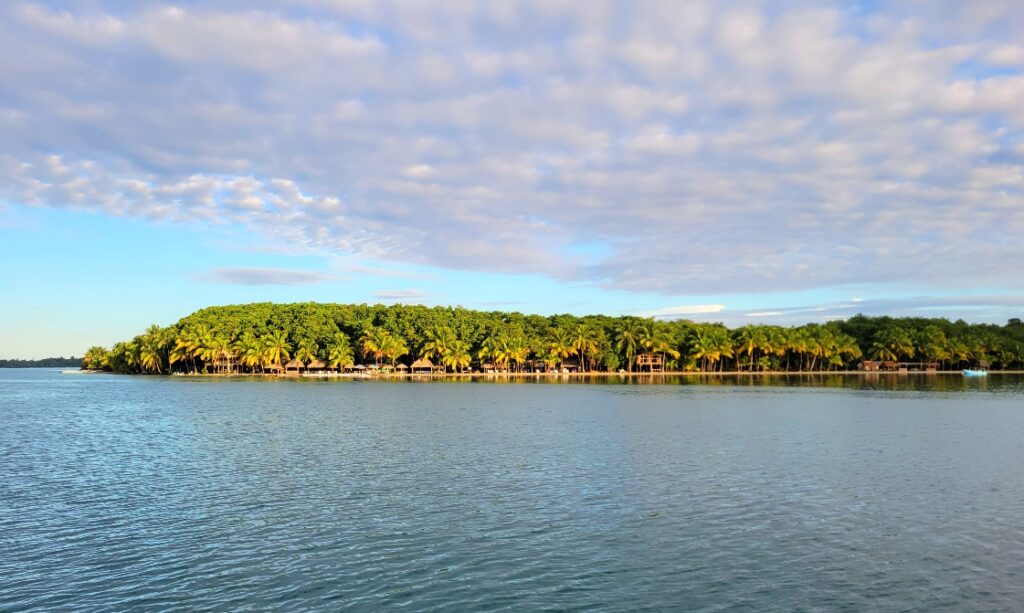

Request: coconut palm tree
left=234, top=333, right=264, bottom=373
left=359, top=326, right=390, bottom=366
left=548, top=327, right=574, bottom=370
left=442, top=339, right=471, bottom=373
left=263, top=330, right=291, bottom=369
left=614, top=320, right=643, bottom=372
left=381, top=334, right=408, bottom=368
left=572, top=324, right=599, bottom=372
left=139, top=341, right=164, bottom=373
left=295, top=339, right=317, bottom=365
left=733, top=325, right=760, bottom=371
left=420, top=326, right=455, bottom=361
left=640, top=320, right=679, bottom=371
left=327, top=333, right=354, bottom=371
left=505, top=335, right=530, bottom=372
left=478, top=335, right=501, bottom=371
left=82, top=346, right=110, bottom=370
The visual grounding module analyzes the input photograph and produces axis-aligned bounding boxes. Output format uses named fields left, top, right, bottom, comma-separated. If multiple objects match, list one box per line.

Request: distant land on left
left=0, top=357, right=81, bottom=368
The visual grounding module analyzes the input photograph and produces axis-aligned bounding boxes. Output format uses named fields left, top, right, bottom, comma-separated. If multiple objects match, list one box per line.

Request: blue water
left=2, top=369, right=1023, bottom=611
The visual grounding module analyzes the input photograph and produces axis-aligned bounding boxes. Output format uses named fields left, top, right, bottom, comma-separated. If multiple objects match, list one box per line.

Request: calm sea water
left=2, top=369, right=1023, bottom=611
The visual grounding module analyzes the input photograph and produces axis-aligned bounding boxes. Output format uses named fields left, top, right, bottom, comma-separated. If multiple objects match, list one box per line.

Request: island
left=76, top=303, right=1024, bottom=377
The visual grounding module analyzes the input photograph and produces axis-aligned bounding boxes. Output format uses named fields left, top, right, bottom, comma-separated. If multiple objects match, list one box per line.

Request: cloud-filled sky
left=1, top=0, right=1023, bottom=356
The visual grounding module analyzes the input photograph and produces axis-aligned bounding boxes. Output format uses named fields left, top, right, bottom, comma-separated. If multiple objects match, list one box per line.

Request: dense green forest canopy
left=81, top=303, right=1024, bottom=374
left=0, top=357, right=80, bottom=368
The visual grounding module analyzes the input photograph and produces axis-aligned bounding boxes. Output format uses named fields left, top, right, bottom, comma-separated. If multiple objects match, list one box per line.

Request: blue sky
left=2, top=1, right=1023, bottom=358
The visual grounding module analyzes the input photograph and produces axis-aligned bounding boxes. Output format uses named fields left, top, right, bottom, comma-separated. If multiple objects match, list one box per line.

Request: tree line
left=0, top=357, right=81, bottom=368
left=80, top=303, right=1024, bottom=374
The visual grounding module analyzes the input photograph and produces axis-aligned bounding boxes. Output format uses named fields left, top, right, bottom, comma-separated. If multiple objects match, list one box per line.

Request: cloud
left=1, top=1, right=1023, bottom=297
left=644, top=304, right=726, bottom=320
left=738, top=295, right=1024, bottom=325
left=197, top=267, right=342, bottom=285
left=373, top=289, right=426, bottom=301
left=339, top=263, right=437, bottom=280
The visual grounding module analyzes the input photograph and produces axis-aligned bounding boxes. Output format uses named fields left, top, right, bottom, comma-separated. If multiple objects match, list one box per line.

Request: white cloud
left=1, top=1, right=1023, bottom=298
left=988, top=44, right=1024, bottom=66
left=198, top=267, right=342, bottom=285
left=374, top=289, right=426, bottom=301
left=644, top=304, right=726, bottom=320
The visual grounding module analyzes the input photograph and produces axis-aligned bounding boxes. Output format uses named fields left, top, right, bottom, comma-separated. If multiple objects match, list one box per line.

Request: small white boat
left=962, top=369, right=988, bottom=377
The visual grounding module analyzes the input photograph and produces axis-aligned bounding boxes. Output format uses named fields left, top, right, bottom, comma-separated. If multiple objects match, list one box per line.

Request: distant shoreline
left=64, top=369, right=1024, bottom=379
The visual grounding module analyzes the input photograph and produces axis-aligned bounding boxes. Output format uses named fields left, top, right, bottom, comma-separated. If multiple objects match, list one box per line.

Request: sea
left=2, top=369, right=1023, bottom=611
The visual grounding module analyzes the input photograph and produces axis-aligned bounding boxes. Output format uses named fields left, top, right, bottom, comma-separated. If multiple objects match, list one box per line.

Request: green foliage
left=0, top=357, right=82, bottom=368
left=91, top=304, right=1024, bottom=374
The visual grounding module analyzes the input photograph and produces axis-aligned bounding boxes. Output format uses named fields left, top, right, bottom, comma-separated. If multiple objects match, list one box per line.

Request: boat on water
left=962, top=369, right=988, bottom=377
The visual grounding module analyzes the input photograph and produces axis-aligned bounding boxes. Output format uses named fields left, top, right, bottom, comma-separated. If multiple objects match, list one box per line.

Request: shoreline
left=69, top=369, right=1024, bottom=379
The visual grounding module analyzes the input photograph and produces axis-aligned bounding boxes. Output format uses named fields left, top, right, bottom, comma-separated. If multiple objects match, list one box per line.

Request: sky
left=1, top=0, right=1023, bottom=358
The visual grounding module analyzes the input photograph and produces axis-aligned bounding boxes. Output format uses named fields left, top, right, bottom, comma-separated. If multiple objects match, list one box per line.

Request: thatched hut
left=411, top=358, right=436, bottom=374
left=306, top=359, right=326, bottom=372
left=285, top=358, right=304, bottom=376
left=395, top=363, right=409, bottom=372
left=860, top=360, right=880, bottom=372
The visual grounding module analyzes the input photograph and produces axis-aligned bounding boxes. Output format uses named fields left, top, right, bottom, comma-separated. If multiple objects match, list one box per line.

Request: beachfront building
left=411, top=358, right=437, bottom=374
left=635, top=352, right=665, bottom=372
left=285, top=358, right=304, bottom=377
left=212, top=349, right=239, bottom=374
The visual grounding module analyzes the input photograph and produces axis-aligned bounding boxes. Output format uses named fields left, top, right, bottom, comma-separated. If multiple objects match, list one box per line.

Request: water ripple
left=1, top=370, right=1023, bottom=610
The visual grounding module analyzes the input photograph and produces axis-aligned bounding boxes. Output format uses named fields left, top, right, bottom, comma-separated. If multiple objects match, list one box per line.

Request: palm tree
left=263, top=330, right=291, bottom=369
left=82, top=346, right=110, bottom=370
left=733, top=325, right=760, bottom=371
left=234, top=333, right=264, bottom=373
left=139, top=341, right=164, bottom=373
left=614, top=321, right=643, bottom=372
left=359, top=326, right=389, bottom=366
left=381, top=334, right=408, bottom=368
left=478, top=335, right=501, bottom=371
left=506, top=334, right=530, bottom=372
left=327, top=333, right=355, bottom=371
left=640, top=320, right=679, bottom=371
left=548, top=327, right=574, bottom=370
left=295, top=339, right=317, bottom=365
left=208, top=335, right=233, bottom=373
left=572, top=324, right=599, bottom=372
left=442, top=339, right=471, bottom=373
left=421, top=326, right=455, bottom=361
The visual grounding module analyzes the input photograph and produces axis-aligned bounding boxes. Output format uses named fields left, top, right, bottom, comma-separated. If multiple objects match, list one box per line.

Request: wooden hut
left=525, top=359, right=548, bottom=373
left=395, top=363, right=409, bottom=373
left=411, top=358, right=436, bottom=374
left=285, top=358, right=304, bottom=377
left=265, top=363, right=283, bottom=375
left=306, top=359, right=326, bottom=372
left=212, top=349, right=239, bottom=374
left=860, top=360, right=880, bottom=372
left=635, top=353, right=665, bottom=372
